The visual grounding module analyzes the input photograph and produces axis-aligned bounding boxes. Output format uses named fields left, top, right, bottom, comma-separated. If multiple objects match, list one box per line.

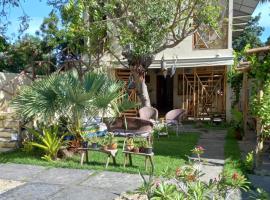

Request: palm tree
left=12, top=70, right=135, bottom=135
left=260, top=0, right=270, bottom=3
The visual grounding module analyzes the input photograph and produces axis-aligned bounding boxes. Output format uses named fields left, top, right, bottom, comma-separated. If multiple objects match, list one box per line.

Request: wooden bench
left=123, top=150, right=154, bottom=171
left=78, top=148, right=118, bottom=168
left=122, top=137, right=154, bottom=171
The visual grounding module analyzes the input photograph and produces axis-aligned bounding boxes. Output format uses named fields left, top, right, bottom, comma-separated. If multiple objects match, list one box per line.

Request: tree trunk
left=255, top=88, right=264, bottom=169
left=255, top=135, right=264, bottom=169
left=131, top=67, right=151, bottom=107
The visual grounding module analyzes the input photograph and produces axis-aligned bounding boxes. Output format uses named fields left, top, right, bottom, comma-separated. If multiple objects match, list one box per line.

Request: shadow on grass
left=0, top=132, right=200, bottom=175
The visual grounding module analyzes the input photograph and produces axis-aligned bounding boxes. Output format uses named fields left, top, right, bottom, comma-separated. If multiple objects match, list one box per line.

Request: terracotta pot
left=109, top=143, right=118, bottom=150
left=133, top=147, right=139, bottom=153
left=126, top=145, right=134, bottom=151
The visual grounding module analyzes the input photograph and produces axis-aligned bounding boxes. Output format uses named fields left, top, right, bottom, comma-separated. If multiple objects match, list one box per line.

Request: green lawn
left=0, top=132, right=199, bottom=176
left=223, top=127, right=246, bottom=183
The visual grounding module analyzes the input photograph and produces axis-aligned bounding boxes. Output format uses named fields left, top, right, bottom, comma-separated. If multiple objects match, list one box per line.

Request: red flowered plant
left=191, top=145, right=205, bottom=155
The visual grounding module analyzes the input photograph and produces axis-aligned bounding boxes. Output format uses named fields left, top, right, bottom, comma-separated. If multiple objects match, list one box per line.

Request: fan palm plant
left=12, top=70, right=136, bottom=136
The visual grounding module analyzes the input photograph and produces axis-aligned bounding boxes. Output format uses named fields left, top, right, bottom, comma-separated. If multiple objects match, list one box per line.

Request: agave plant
left=12, top=70, right=136, bottom=135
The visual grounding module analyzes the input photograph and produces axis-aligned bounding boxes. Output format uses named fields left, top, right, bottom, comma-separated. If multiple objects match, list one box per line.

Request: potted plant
left=100, top=138, right=108, bottom=150
left=138, top=139, right=147, bottom=153
left=105, top=132, right=118, bottom=150
left=90, top=136, right=99, bottom=149
left=79, top=132, right=89, bottom=148
left=144, top=142, right=153, bottom=154
left=125, top=137, right=135, bottom=151
left=133, top=144, right=140, bottom=153
left=231, top=108, right=244, bottom=140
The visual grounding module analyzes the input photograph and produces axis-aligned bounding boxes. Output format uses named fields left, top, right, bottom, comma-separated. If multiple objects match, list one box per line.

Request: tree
left=266, top=36, right=270, bottom=46
left=0, top=0, right=30, bottom=37
left=233, top=15, right=264, bottom=52
left=0, top=34, right=56, bottom=73
left=50, top=0, right=221, bottom=107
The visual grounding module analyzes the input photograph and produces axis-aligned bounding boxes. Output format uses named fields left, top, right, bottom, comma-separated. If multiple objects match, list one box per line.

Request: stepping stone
left=0, top=179, right=25, bottom=195
left=31, top=168, right=94, bottom=185
left=248, top=174, right=270, bottom=193
left=49, top=185, right=116, bottom=200
left=0, top=164, right=46, bottom=181
left=0, top=183, right=63, bottom=200
left=80, top=171, right=142, bottom=194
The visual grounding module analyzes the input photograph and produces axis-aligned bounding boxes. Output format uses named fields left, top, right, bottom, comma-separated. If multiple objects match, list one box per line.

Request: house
left=112, top=0, right=260, bottom=121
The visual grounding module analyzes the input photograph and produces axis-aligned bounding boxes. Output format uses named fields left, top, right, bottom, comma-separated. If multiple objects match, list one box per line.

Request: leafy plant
left=151, top=182, right=180, bottom=200
left=136, top=172, right=155, bottom=198
left=231, top=108, right=243, bottom=130
left=244, top=151, right=254, bottom=172
left=89, top=135, right=99, bottom=144
left=28, top=126, right=66, bottom=161
left=12, top=71, right=136, bottom=137
left=135, top=145, right=250, bottom=200
left=104, top=132, right=117, bottom=147
left=249, top=188, right=270, bottom=200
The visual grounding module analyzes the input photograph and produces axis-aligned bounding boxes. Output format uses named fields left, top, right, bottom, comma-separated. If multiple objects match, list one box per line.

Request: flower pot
left=139, top=147, right=145, bottom=153
left=109, top=143, right=118, bottom=150
left=144, top=147, right=153, bottom=154
left=64, top=135, right=75, bottom=141
left=133, top=147, right=139, bottom=153
left=82, top=141, right=88, bottom=148
left=126, top=145, right=134, bottom=151
left=102, top=145, right=108, bottom=150
left=91, top=143, right=98, bottom=149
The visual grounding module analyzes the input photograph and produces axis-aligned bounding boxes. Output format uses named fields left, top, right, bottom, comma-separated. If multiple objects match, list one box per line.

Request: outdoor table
left=78, top=147, right=118, bottom=168
left=122, top=150, right=154, bottom=171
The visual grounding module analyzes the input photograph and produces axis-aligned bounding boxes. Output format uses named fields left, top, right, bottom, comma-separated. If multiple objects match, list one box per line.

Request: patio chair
left=165, top=109, right=186, bottom=136
left=139, top=106, right=158, bottom=123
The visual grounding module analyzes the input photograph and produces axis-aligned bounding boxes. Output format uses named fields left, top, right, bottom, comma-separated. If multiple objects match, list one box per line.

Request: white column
left=226, top=65, right=232, bottom=122
left=228, top=0, right=233, bottom=49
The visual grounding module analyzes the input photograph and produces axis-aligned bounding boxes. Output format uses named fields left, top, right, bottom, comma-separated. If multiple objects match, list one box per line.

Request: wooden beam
left=246, top=46, right=270, bottom=54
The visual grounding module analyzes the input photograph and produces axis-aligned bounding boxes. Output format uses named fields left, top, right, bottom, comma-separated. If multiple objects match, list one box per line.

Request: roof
left=233, top=0, right=260, bottom=38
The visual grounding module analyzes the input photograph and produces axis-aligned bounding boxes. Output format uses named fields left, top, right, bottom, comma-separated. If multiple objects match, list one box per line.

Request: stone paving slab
left=0, top=182, right=64, bottom=200
left=80, top=171, right=142, bottom=194
left=0, top=164, right=143, bottom=200
left=49, top=185, right=117, bottom=200
left=0, top=179, right=25, bottom=194
left=30, top=168, right=94, bottom=185
left=0, top=164, right=47, bottom=181
left=248, top=174, right=270, bottom=193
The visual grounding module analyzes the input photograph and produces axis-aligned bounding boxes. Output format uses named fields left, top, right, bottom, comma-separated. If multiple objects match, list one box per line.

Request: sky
left=4, top=0, right=270, bottom=42
left=253, top=2, right=270, bottom=42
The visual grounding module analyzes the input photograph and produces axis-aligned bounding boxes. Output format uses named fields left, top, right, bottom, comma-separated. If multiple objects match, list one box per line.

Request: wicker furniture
left=165, top=109, right=186, bottom=136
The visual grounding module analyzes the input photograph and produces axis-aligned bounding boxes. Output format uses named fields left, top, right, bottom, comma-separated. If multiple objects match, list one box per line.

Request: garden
left=0, top=0, right=270, bottom=199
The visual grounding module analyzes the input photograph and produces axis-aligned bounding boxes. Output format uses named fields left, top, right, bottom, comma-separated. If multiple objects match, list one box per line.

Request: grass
left=0, top=132, right=199, bottom=176
left=223, top=127, right=246, bottom=183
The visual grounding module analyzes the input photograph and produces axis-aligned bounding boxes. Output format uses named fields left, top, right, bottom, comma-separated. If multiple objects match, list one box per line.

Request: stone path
left=197, top=130, right=226, bottom=182
left=0, top=164, right=142, bottom=200
left=185, top=126, right=226, bottom=182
